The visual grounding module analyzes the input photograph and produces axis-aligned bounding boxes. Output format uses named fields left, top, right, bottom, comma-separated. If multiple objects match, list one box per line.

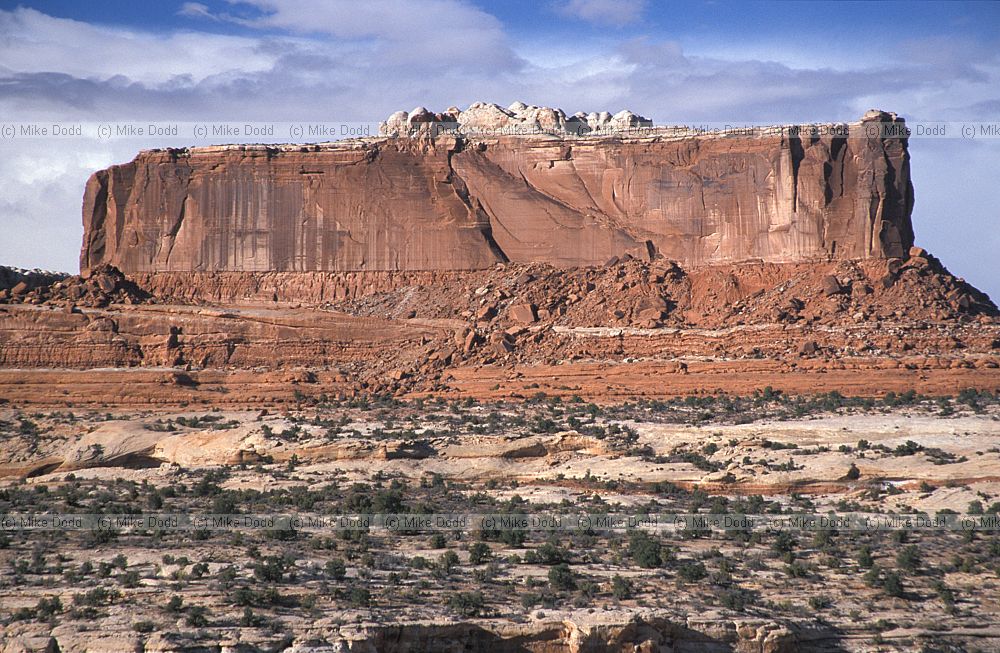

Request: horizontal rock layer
left=80, top=114, right=914, bottom=274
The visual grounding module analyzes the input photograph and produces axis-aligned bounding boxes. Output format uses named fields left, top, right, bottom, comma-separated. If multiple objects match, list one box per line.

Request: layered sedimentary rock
left=80, top=104, right=914, bottom=274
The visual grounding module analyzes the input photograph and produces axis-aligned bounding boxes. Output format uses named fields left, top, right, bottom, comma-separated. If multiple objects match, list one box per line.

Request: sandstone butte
left=2, top=102, right=997, bottom=406
left=80, top=104, right=913, bottom=274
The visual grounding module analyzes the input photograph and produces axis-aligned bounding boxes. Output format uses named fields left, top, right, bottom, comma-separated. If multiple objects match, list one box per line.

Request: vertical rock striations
left=80, top=105, right=913, bottom=274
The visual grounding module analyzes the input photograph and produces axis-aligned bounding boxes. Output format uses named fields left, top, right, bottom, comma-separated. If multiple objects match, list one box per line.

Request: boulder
left=799, top=340, right=818, bottom=356
left=636, top=308, right=664, bottom=323
left=407, top=106, right=435, bottom=123
left=463, top=330, right=481, bottom=353
left=509, top=303, right=538, bottom=324
left=475, top=304, right=497, bottom=321
left=821, top=275, right=843, bottom=296
left=379, top=110, right=409, bottom=135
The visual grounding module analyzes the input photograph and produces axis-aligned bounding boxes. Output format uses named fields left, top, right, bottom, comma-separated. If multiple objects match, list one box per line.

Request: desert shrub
left=611, top=575, right=634, bottom=600
left=86, top=527, right=118, bottom=547
left=185, top=605, right=209, bottom=627
left=73, top=587, right=119, bottom=607
left=864, top=564, right=883, bottom=587
left=628, top=531, right=664, bottom=568
left=858, top=545, right=875, bottom=568
left=448, top=591, right=486, bottom=616
left=894, top=440, right=923, bottom=457
left=772, top=531, right=797, bottom=555
left=719, top=587, right=755, bottom=611
left=348, top=586, right=371, bottom=607
left=896, top=545, right=921, bottom=572
left=677, top=561, right=707, bottom=583
left=784, top=561, right=809, bottom=578
left=325, top=558, right=347, bottom=580
left=240, top=607, right=263, bottom=627
left=119, top=570, right=141, bottom=588
left=252, top=555, right=289, bottom=582
left=35, top=596, right=62, bottom=617
left=808, top=595, right=832, bottom=610
left=548, top=563, right=577, bottom=591
left=535, top=542, right=569, bottom=565
left=520, top=592, right=544, bottom=609
left=883, top=571, right=904, bottom=598
left=232, top=586, right=255, bottom=607
left=931, top=579, right=956, bottom=608
left=437, top=550, right=460, bottom=575
left=468, top=542, right=492, bottom=565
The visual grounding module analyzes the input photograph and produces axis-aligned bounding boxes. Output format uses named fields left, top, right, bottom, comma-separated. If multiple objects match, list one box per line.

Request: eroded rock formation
left=80, top=105, right=914, bottom=274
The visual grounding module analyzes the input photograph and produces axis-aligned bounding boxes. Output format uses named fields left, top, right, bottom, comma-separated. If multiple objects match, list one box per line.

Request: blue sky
left=0, top=0, right=998, bottom=299
left=13, top=1, right=1000, bottom=45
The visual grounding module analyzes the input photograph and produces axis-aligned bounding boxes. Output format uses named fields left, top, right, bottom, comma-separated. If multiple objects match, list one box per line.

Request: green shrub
left=185, top=605, right=209, bottom=627
left=438, top=550, right=460, bottom=575
left=883, top=571, right=904, bottom=598
left=348, top=586, right=371, bottom=607
left=548, top=563, right=577, bottom=591
left=35, top=596, right=62, bottom=617
left=611, top=575, right=633, bottom=600
left=896, top=545, right=921, bottom=572
left=448, top=591, right=486, bottom=616
left=677, top=561, right=707, bottom=583
left=469, top=542, right=491, bottom=565
left=536, top=542, right=569, bottom=565
left=719, top=588, right=754, bottom=611
left=858, top=545, right=874, bottom=568
left=772, top=531, right=796, bottom=554
left=628, top=531, right=664, bottom=568
left=325, top=558, right=347, bottom=580
left=808, top=595, right=832, bottom=610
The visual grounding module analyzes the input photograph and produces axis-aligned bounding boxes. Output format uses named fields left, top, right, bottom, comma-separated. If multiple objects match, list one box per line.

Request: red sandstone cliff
left=80, top=106, right=914, bottom=274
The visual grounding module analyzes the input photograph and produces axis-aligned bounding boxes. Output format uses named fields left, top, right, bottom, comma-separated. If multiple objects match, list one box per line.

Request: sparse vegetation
left=1, top=393, right=998, bottom=648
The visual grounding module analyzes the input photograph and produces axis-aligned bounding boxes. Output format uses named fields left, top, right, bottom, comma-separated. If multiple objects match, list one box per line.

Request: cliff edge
left=80, top=104, right=914, bottom=274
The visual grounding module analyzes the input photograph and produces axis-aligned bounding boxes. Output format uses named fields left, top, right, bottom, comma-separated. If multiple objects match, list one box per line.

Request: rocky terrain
left=1, top=248, right=996, bottom=406
left=1, top=103, right=999, bottom=651
left=3, top=397, right=1000, bottom=652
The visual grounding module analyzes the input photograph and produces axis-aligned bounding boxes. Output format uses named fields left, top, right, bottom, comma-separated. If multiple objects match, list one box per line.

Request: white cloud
left=554, top=0, right=647, bottom=27
left=177, top=3, right=218, bottom=20
left=190, top=0, right=524, bottom=72
left=0, top=139, right=120, bottom=273
left=0, top=8, right=276, bottom=87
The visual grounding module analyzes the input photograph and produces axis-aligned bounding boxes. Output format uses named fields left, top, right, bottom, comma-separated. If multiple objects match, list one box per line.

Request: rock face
left=80, top=105, right=914, bottom=274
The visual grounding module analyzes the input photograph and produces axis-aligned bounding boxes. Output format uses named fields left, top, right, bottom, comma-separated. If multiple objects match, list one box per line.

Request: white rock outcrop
left=379, top=101, right=652, bottom=136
